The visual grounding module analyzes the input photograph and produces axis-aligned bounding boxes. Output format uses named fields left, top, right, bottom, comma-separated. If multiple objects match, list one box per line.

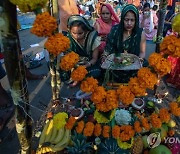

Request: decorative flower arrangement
left=10, top=0, right=48, bottom=13
left=60, top=51, right=79, bottom=71
left=65, top=116, right=77, bottom=130
left=31, top=12, right=57, bottom=37
left=75, top=121, right=84, bottom=134
left=80, top=77, right=98, bottom=93
left=160, top=35, right=180, bottom=57
left=102, top=125, right=111, bottom=138
left=117, top=85, right=135, bottom=105
left=119, top=125, right=135, bottom=142
left=94, top=123, right=102, bottom=137
left=91, top=86, right=107, bottom=104
left=169, top=102, right=180, bottom=116
left=115, top=109, right=132, bottom=125
left=112, top=125, right=120, bottom=139
left=44, top=33, right=70, bottom=56
left=71, top=66, right=88, bottom=82
left=83, top=122, right=94, bottom=137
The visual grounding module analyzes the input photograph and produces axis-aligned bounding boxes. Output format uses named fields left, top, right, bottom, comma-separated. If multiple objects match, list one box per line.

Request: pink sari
left=94, top=3, right=120, bottom=53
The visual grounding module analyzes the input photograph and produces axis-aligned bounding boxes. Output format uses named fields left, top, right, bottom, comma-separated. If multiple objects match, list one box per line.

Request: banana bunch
left=37, top=119, right=71, bottom=153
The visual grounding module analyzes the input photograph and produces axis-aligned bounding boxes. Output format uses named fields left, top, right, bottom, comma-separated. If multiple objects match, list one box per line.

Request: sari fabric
left=94, top=3, right=120, bottom=53
left=105, top=4, right=142, bottom=56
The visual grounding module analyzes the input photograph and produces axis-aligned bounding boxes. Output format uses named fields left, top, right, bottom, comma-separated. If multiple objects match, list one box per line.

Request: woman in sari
left=65, top=15, right=101, bottom=85
left=102, top=4, right=146, bottom=83
left=94, top=3, right=120, bottom=54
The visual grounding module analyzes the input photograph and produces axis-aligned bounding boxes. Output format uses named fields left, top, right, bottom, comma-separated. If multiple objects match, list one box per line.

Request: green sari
left=104, top=4, right=143, bottom=83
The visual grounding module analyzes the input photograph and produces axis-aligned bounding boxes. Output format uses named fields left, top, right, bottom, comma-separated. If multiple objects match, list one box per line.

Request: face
left=70, top=26, right=85, bottom=41
left=101, top=6, right=111, bottom=23
left=143, top=7, right=150, bottom=17
left=124, top=11, right=136, bottom=32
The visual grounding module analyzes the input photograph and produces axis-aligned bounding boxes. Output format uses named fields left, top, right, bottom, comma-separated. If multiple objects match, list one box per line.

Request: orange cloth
left=168, top=0, right=173, bottom=6
left=58, top=0, right=79, bottom=31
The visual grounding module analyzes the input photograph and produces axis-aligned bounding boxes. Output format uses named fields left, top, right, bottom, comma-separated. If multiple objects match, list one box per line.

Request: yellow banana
left=44, top=119, right=54, bottom=142
left=52, top=127, right=65, bottom=144
left=36, top=148, right=41, bottom=154
left=45, top=146, right=53, bottom=153
left=53, top=129, right=71, bottom=150
left=41, top=147, right=47, bottom=154
left=51, top=142, right=69, bottom=152
left=39, top=120, right=50, bottom=146
left=49, top=124, right=58, bottom=143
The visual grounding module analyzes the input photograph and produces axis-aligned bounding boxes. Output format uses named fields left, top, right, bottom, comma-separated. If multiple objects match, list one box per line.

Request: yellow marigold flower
left=137, top=67, right=158, bottom=89
left=60, top=51, right=79, bottom=71
left=53, top=112, right=68, bottom=129
left=172, top=14, right=180, bottom=33
left=117, top=85, right=135, bottom=106
left=45, top=33, right=70, bottom=55
left=31, top=12, right=57, bottom=37
left=71, top=66, right=88, bottom=81
left=80, top=77, right=98, bottom=93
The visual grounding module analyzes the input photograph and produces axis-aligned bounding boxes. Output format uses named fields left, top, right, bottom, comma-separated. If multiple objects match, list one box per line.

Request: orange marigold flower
left=117, top=85, right=135, bottom=106
left=65, top=116, right=76, bottom=130
left=75, top=120, right=84, bottom=134
left=148, top=52, right=163, bottom=67
left=141, top=118, right=151, bottom=130
left=71, top=66, right=88, bottom=81
left=31, top=12, right=57, bottom=37
left=119, top=125, right=135, bottom=142
left=168, top=129, right=175, bottom=136
left=80, top=77, right=98, bottom=93
left=91, top=86, right=106, bottom=104
left=83, top=122, right=94, bottom=137
left=44, top=33, right=70, bottom=55
left=103, top=125, right=110, bottom=138
left=129, top=77, right=147, bottom=96
left=159, top=108, right=170, bottom=123
left=105, top=90, right=119, bottom=111
left=169, top=102, right=180, bottom=116
left=112, top=125, right=120, bottom=139
left=137, top=67, right=158, bottom=89
left=60, top=51, right=79, bottom=71
left=134, top=121, right=142, bottom=133
left=150, top=113, right=162, bottom=128
left=94, top=123, right=102, bottom=137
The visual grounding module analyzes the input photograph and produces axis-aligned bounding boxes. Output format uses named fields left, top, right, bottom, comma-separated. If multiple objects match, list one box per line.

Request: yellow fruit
left=168, top=120, right=176, bottom=128
left=44, top=119, right=54, bottom=142
left=49, top=125, right=58, bottom=142
left=53, top=127, right=65, bottom=144
left=39, top=120, right=50, bottom=145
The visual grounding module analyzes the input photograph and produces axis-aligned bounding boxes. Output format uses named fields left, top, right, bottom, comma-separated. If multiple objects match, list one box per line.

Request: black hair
left=152, top=5, right=158, bottom=11
left=113, top=1, right=119, bottom=5
left=69, top=21, right=87, bottom=32
left=143, top=3, right=150, bottom=10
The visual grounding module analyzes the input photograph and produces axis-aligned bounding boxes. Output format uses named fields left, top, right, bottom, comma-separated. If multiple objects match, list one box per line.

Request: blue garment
left=0, top=62, right=6, bottom=79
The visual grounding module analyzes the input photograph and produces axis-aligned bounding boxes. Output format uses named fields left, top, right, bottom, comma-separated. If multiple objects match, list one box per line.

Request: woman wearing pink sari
left=94, top=3, right=120, bottom=54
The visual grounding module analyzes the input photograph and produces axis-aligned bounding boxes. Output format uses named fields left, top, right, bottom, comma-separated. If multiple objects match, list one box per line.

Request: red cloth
left=0, top=53, right=4, bottom=59
left=166, top=56, right=180, bottom=89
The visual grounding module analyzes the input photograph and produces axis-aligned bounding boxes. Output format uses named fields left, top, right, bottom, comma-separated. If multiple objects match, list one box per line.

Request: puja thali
left=101, top=53, right=142, bottom=70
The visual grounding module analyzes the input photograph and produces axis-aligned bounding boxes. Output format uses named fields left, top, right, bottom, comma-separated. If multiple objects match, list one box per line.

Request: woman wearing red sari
left=94, top=3, right=120, bottom=54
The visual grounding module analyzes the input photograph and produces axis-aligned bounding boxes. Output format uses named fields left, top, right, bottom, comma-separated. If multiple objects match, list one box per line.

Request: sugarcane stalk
left=0, top=0, right=32, bottom=153
left=155, top=0, right=168, bottom=52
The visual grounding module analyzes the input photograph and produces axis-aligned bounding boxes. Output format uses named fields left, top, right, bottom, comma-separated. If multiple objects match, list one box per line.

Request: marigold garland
left=71, top=66, right=88, bottom=81
left=141, top=118, right=151, bottom=130
left=80, top=77, right=98, bottom=93
left=159, top=108, right=170, bottom=123
left=150, top=113, right=162, bottom=128
left=44, top=33, right=70, bottom=55
left=91, top=86, right=107, bottom=104
left=31, top=12, right=57, bottom=37
left=112, top=125, right=120, bottom=139
left=94, top=123, right=102, bottom=137
left=148, top=52, right=163, bottom=67
left=102, top=125, right=111, bottom=138
left=169, top=102, right=180, bottom=116
left=134, top=121, right=142, bottom=133
left=65, top=116, right=76, bottom=130
left=10, top=0, right=48, bottom=13
left=137, top=67, right=158, bottom=89
left=83, top=122, right=94, bottom=137
left=60, top=51, right=79, bottom=71
left=117, top=85, right=135, bottom=105
left=128, top=77, right=147, bottom=96
left=75, top=121, right=84, bottom=134
left=119, top=125, right=135, bottom=142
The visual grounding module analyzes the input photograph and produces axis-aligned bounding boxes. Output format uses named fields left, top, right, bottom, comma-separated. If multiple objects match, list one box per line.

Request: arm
left=85, top=47, right=99, bottom=67
left=94, top=21, right=100, bottom=33
left=139, top=31, right=146, bottom=59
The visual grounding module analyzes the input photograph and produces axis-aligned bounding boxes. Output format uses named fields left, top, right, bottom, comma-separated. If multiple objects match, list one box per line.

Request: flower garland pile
left=10, top=0, right=48, bottom=13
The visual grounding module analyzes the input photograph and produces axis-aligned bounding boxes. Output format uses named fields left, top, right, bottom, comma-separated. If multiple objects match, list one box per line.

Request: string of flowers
left=31, top=12, right=57, bottom=37
left=71, top=66, right=88, bottom=82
